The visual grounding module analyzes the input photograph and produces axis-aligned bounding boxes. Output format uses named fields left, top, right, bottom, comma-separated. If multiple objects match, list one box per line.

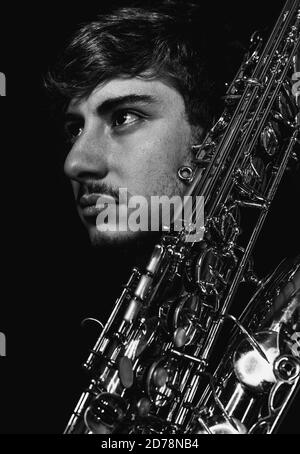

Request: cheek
left=111, top=118, right=191, bottom=196
left=120, top=144, right=183, bottom=198
left=131, top=122, right=189, bottom=173
left=142, top=131, right=189, bottom=189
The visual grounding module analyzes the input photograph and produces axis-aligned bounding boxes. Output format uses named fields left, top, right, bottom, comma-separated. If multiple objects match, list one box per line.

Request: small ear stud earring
left=177, top=144, right=202, bottom=183
left=177, top=165, right=194, bottom=182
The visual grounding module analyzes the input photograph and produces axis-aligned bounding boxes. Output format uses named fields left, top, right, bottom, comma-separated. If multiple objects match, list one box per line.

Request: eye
left=64, top=121, right=84, bottom=144
left=112, top=111, right=141, bottom=128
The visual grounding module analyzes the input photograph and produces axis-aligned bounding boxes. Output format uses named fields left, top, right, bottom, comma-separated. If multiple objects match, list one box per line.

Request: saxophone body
left=193, top=256, right=300, bottom=434
left=65, top=0, right=300, bottom=434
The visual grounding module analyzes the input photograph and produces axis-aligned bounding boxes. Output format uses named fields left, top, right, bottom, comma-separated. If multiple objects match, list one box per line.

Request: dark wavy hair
left=46, top=1, right=234, bottom=130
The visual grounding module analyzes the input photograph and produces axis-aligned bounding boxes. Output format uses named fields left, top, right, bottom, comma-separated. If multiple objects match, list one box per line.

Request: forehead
left=67, top=77, right=187, bottom=115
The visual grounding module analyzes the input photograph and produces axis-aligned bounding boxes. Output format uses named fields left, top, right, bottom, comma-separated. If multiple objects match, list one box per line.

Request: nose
left=64, top=128, right=109, bottom=183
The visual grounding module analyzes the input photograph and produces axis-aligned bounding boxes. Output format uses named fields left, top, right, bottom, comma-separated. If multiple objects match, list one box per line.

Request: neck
left=86, top=232, right=161, bottom=320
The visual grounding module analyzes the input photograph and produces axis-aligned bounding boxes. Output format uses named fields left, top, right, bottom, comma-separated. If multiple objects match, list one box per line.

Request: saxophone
left=65, top=0, right=300, bottom=434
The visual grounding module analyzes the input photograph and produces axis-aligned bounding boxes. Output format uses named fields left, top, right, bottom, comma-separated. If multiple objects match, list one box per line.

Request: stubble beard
left=87, top=169, right=186, bottom=249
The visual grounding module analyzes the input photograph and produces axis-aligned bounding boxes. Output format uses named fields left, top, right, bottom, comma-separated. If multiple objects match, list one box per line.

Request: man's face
left=64, top=77, right=195, bottom=246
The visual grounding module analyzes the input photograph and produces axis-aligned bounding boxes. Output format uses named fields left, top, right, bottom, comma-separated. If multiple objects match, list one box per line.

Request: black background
left=0, top=0, right=299, bottom=434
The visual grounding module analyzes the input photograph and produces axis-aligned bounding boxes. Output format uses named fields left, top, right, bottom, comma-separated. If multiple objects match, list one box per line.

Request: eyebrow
left=66, top=94, right=159, bottom=119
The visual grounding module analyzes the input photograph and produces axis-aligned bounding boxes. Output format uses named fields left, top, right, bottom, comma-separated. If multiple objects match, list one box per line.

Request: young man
left=47, top=3, right=222, bottom=253
left=46, top=1, right=300, bottom=435
left=45, top=3, right=227, bottom=432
